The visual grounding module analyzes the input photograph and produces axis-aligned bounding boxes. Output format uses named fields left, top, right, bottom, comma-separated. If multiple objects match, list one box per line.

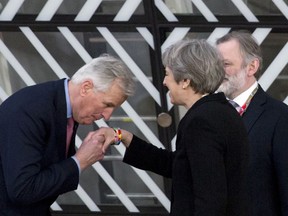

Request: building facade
left=0, top=0, right=287, bottom=215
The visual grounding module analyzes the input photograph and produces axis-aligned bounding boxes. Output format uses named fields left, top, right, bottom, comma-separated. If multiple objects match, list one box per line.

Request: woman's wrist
left=121, top=129, right=132, bottom=148
left=111, top=128, right=132, bottom=148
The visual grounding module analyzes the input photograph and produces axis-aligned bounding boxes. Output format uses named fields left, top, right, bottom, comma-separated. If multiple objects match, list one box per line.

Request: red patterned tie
left=229, top=100, right=245, bottom=116
left=229, top=85, right=258, bottom=116
left=66, top=117, right=74, bottom=157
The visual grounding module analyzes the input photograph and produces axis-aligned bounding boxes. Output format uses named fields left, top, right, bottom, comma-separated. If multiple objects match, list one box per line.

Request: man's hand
left=97, top=127, right=133, bottom=153
left=75, top=131, right=105, bottom=171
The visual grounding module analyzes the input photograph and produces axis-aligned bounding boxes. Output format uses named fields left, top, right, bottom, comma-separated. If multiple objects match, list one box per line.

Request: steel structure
left=0, top=0, right=287, bottom=215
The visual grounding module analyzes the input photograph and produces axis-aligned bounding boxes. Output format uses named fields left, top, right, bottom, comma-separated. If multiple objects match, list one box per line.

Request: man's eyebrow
left=105, top=102, right=116, bottom=107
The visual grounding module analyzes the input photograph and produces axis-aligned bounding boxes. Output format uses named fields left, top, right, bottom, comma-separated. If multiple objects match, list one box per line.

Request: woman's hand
left=96, top=127, right=133, bottom=153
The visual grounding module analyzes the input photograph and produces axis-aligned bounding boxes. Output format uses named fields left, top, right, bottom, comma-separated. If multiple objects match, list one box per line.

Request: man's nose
left=102, top=108, right=114, bottom=120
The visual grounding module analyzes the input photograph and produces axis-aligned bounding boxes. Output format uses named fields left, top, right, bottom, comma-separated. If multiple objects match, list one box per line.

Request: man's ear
left=247, top=58, right=260, bottom=77
left=80, top=80, right=94, bottom=96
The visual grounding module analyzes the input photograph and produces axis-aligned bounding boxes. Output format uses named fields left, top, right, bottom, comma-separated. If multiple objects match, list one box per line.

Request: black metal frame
left=1, top=0, right=287, bottom=214
left=1, top=14, right=288, bottom=31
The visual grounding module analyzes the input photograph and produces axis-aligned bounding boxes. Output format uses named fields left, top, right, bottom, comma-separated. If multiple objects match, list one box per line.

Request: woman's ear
left=182, top=79, right=190, bottom=89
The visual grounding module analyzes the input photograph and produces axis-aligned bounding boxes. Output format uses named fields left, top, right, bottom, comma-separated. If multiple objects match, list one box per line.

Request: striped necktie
left=229, top=100, right=245, bottom=116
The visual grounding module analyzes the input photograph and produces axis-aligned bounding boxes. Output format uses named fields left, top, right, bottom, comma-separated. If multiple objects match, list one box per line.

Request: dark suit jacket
left=242, top=85, right=288, bottom=216
left=123, top=93, right=250, bottom=216
left=0, top=79, right=79, bottom=215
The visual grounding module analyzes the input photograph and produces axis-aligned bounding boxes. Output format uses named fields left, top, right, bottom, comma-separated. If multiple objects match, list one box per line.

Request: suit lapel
left=53, top=79, right=69, bottom=159
left=242, top=86, right=266, bottom=133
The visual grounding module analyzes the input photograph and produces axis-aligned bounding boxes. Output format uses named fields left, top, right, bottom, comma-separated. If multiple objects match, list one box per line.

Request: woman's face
left=163, top=67, right=184, bottom=105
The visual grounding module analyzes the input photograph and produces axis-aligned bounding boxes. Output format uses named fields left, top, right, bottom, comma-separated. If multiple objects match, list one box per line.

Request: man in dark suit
left=216, top=31, right=288, bottom=216
left=0, top=54, right=135, bottom=215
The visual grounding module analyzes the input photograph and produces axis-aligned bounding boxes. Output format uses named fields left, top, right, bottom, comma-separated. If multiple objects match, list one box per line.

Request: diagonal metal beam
left=110, top=143, right=171, bottom=211
left=191, top=0, right=218, bottom=22
left=154, top=0, right=178, bottom=21
left=75, top=0, right=103, bottom=21
left=0, top=85, right=8, bottom=102
left=0, top=39, right=35, bottom=85
left=272, top=0, right=288, bottom=20
left=36, top=0, right=63, bottom=21
left=20, top=27, right=68, bottom=79
left=161, top=27, right=190, bottom=54
left=50, top=202, right=63, bottom=211
left=207, top=28, right=231, bottom=45
left=252, top=28, right=272, bottom=45
left=259, top=42, right=288, bottom=91
left=284, top=96, right=288, bottom=105
left=230, top=0, right=259, bottom=22
left=136, top=27, right=155, bottom=49
left=0, top=0, right=24, bottom=21
left=114, top=0, right=142, bottom=21
left=97, top=27, right=161, bottom=106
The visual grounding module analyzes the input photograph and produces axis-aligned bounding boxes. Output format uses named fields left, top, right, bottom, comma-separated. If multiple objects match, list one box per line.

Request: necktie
left=66, top=117, right=74, bottom=157
left=229, top=85, right=259, bottom=116
left=229, top=100, right=245, bottom=116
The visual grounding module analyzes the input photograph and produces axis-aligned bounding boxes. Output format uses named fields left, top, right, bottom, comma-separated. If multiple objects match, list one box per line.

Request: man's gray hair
left=162, top=39, right=225, bottom=94
left=216, top=30, right=263, bottom=79
left=71, top=54, right=135, bottom=96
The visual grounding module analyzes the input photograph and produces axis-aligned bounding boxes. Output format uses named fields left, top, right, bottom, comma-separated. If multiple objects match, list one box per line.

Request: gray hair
left=162, top=39, right=225, bottom=94
left=71, top=54, right=135, bottom=96
left=216, top=30, right=263, bottom=79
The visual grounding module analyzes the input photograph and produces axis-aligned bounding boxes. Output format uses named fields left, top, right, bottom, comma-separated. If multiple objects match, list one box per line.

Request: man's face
left=73, top=80, right=127, bottom=125
left=217, top=39, right=248, bottom=99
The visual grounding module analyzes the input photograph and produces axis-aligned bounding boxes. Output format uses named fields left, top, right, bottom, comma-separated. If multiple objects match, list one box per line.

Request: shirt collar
left=64, top=79, right=72, bottom=118
left=233, top=81, right=258, bottom=107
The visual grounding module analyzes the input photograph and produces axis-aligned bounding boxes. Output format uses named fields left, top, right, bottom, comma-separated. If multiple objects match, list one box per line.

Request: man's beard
left=217, top=69, right=246, bottom=99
